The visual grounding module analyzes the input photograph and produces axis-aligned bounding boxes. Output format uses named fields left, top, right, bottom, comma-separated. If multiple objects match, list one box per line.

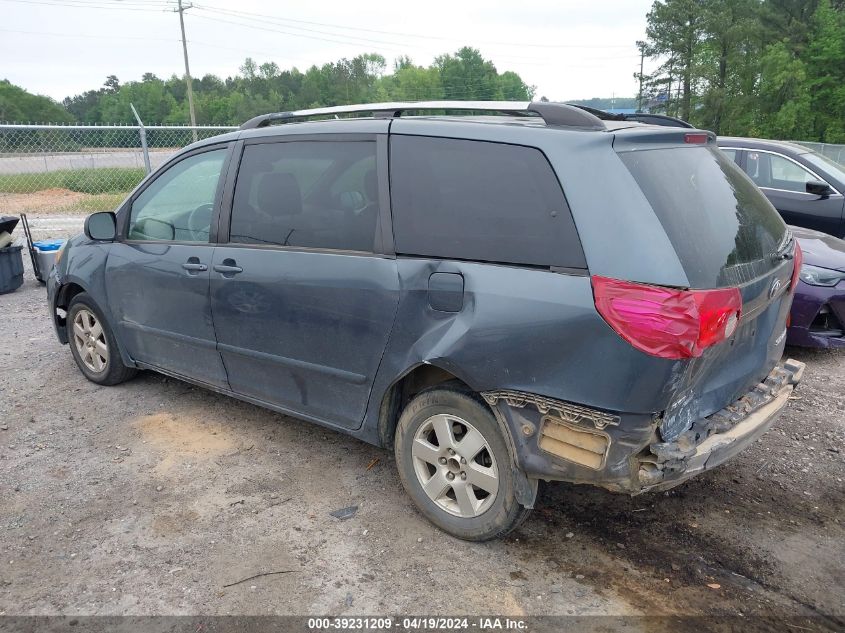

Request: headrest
left=256, top=172, right=302, bottom=216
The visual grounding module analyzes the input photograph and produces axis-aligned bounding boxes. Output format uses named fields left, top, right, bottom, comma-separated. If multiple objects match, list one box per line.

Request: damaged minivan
left=48, top=101, right=804, bottom=540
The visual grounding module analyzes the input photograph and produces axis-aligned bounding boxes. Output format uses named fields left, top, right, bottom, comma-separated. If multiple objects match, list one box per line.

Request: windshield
left=802, top=152, right=845, bottom=185
left=620, top=146, right=787, bottom=288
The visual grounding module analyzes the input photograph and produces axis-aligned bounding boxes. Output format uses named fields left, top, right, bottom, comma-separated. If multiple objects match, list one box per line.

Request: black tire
left=67, top=292, right=137, bottom=386
left=394, top=387, right=531, bottom=541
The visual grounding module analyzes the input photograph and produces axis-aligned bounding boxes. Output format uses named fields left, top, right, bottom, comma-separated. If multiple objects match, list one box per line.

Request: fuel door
left=428, top=272, right=465, bottom=312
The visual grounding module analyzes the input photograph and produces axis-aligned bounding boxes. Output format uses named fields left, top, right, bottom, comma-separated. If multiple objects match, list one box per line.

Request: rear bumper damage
left=639, top=358, right=805, bottom=491
left=484, top=359, right=805, bottom=494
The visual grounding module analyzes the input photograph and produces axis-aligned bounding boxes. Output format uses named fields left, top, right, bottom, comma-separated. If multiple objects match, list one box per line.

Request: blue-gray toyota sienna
left=47, top=101, right=804, bottom=541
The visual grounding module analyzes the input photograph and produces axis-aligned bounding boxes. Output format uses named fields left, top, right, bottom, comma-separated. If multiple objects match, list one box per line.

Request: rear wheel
left=67, top=293, right=137, bottom=386
left=395, top=387, right=531, bottom=541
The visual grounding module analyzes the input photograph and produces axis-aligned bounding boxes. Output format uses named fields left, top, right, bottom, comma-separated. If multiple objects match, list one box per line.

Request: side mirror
left=84, top=212, right=117, bottom=241
left=806, top=180, right=833, bottom=198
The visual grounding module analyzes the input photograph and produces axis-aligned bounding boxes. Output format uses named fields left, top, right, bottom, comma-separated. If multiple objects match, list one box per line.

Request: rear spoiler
left=612, top=129, right=716, bottom=152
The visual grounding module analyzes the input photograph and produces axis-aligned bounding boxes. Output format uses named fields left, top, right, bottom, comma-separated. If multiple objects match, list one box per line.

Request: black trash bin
left=0, top=245, right=24, bottom=294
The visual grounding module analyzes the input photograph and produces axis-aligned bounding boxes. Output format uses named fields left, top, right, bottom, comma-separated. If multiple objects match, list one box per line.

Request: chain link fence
left=0, top=123, right=236, bottom=217
left=792, top=141, right=845, bottom=167
left=1, top=122, right=843, bottom=219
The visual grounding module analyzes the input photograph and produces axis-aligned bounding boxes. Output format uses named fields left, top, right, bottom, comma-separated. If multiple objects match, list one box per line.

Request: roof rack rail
left=567, top=104, right=696, bottom=129
left=567, top=104, right=627, bottom=121
left=239, top=101, right=605, bottom=131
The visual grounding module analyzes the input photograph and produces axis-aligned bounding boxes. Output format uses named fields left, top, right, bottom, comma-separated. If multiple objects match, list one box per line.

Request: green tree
left=696, top=0, right=760, bottom=133
left=760, top=0, right=821, bottom=51
left=0, top=80, right=74, bottom=123
left=9, top=49, right=538, bottom=125
left=379, top=59, right=443, bottom=101
left=498, top=71, right=535, bottom=100
left=755, top=40, right=814, bottom=139
left=103, top=75, right=120, bottom=94
left=435, top=47, right=501, bottom=100
left=97, top=75, right=178, bottom=124
left=644, top=0, right=706, bottom=121
left=642, top=0, right=845, bottom=140
left=805, top=0, right=845, bottom=141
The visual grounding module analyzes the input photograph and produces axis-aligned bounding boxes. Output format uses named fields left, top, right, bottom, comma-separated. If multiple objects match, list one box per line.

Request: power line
left=193, top=3, right=637, bottom=50
left=6, top=0, right=635, bottom=53
left=187, top=13, right=638, bottom=68
left=4, top=0, right=639, bottom=69
left=0, top=26, right=178, bottom=41
left=0, top=26, right=628, bottom=80
left=4, top=0, right=638, bottom=99
left=188, top=13, right=430, bottom=55
left=0, top=0, right=170, bottom=10
left=191, top=7, right=639, bottom=63
left=4, top=0, right=172, bottom=5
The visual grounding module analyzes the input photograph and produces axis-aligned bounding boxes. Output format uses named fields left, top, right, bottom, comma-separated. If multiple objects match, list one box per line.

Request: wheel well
left=377, top=364, right=472, bottom=449
left=376, top=364, right=536, bottom=508
left=57, top=282, right=86, bottom=310
left=55, top=282, right=86, bottom=336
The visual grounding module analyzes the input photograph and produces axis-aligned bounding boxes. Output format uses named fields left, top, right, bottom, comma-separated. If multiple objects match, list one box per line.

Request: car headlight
left=798, top=264, right=845, bottom=287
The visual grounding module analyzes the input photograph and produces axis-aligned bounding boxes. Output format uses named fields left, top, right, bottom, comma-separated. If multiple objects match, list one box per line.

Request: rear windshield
left=620, top=146, right=787, bottom=287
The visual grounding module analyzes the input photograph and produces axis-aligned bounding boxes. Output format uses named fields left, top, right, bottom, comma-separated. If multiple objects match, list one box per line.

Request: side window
left=746, top=152, right=818, bottom=193
left=390, top=136, right=585, bottom=268
left=128, top=149, right=226, bottom=242
left=745, top=152, right=773, bottom=187
left=229, top=141, right=378, bottom=252
left=720, top=148, right=738, bottom=163
left=768, top=154, right=817, bottom=192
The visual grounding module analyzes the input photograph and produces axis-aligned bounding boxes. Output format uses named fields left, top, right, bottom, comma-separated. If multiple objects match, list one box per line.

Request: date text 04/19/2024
left=307, top=617, right=529, bottom=631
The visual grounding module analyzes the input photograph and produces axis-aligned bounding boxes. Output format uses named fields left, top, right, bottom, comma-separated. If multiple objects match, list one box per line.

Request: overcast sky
left=3, top=0, right=659, bottom=105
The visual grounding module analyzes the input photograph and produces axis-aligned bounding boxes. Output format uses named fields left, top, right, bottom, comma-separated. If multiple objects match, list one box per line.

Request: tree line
left=0, top=48, right=535, bottom=127
left=641, top=0, right=845, bottom=141
left=4, top=0, right=845, bottom=145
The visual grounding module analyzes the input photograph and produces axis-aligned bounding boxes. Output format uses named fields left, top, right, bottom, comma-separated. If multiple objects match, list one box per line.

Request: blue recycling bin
left=32, top=239, right=66, bottom=283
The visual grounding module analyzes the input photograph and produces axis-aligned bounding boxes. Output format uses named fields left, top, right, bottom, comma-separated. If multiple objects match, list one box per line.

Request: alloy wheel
left=411, top=413, right=499, bottom=518
left=72, top=308, right=108, bottom=373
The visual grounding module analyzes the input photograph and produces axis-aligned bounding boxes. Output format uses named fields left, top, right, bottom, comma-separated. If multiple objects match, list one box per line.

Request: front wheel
left=67, top=292, right=137, bottom=386
left=394, top=387, right=531, bottom=541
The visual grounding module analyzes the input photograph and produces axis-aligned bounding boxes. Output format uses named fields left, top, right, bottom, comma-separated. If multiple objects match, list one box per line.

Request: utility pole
left=636, top=41, right=645, bottom=112
left=175, top=0, right=197, bottom=141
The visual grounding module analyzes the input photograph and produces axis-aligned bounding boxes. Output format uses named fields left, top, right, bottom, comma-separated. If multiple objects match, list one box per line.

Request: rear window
left=620, top=146, right=787, bottom=287
left=390, top=136, right=586, bottom=268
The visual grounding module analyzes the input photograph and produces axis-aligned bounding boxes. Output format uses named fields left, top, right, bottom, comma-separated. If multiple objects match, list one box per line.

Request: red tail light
left=684, top=133, right=709, bottom=144
left=592, top=276, right=742, bottom=359
left=790, top=241, right=802, bottom=292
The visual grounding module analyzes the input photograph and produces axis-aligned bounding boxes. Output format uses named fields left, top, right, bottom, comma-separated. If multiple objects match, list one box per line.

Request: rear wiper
left=772, top=232, right=794, bottom=261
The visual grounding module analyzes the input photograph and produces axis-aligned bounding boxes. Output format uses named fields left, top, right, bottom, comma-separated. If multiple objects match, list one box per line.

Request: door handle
left=182, top=262, right=208, bottom=272
left=213, top=260, right=243, bottom=275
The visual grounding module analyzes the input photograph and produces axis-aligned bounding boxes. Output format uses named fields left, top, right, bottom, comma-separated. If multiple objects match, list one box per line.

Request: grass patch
left=0, top=167, right=146, bottom=194
left=77, top=193, right=129, bottom=212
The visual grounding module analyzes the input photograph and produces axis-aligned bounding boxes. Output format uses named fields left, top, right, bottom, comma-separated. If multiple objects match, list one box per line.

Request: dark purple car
left=790, top=225, right=845, bottom=348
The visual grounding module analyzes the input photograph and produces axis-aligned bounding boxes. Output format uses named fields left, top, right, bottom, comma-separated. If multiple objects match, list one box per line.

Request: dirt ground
left=0, top=189, right=126, bottom=216
left=0, top=219, right=843, bottom=631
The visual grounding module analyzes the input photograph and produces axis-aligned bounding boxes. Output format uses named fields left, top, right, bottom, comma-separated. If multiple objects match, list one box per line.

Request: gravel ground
left=0, top=218, right=843, bottom=631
